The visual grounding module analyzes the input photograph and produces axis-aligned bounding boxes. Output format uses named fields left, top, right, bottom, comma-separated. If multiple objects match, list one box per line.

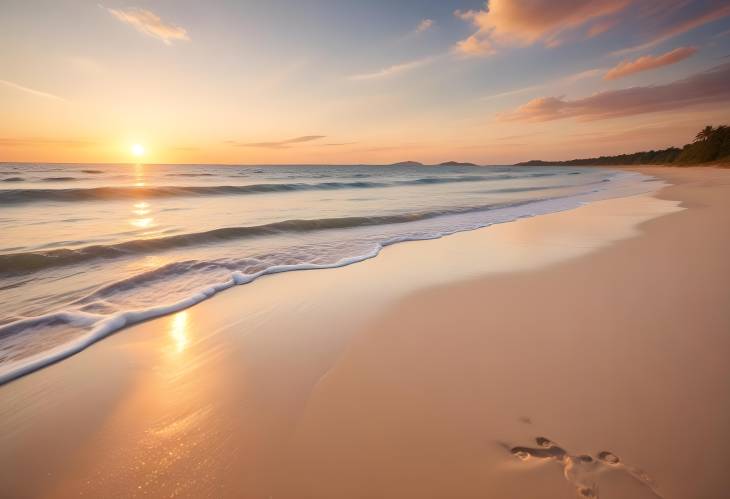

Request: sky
left=1, top=0, right=730, bottom=165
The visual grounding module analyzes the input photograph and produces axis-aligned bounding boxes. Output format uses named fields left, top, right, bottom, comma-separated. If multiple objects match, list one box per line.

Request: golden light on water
left=130, top=217, right=154, bottom=228
left=170, top=311, right=189, bottom=353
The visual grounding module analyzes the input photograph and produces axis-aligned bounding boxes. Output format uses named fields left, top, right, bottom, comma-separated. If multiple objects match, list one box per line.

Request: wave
left=0, top=174, right=648, bottom=387
left=42, top=177, right=78, bottom=182
left=0, top=174, right=543, bottom=205
left=82, top=169, right=103, bottom=174
left=2, top=177, right=24, bottom=182
left=0, top=198, right=541, bottom=274
left=165, top=173, right=216, bottom=177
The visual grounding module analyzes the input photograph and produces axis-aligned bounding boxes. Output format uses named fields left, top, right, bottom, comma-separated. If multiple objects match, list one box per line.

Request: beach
left=1, top=166, right=729, bottom=498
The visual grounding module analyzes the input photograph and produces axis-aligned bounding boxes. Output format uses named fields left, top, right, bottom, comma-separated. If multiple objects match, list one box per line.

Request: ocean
left=0, top=163, right=659, bottom=382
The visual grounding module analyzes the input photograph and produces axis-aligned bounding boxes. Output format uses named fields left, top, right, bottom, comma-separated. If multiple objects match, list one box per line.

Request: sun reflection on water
left=170, top=311, right=189, bottom=353
left=128, top=169, right=155, bottom=228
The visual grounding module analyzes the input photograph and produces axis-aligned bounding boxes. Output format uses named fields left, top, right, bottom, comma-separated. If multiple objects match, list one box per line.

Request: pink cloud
left=587, top=17, right=619, bottom=37
left=108, top=7, right=189, bottom=45
left=454, top=35, right=495, bottom=57
left=502, top=63, right=730, bottom=121
left=454, top=0, right=629, bottom=56
left=454, top=1, right=730, bottom=58
left=605, top=47, right=698, bottom=80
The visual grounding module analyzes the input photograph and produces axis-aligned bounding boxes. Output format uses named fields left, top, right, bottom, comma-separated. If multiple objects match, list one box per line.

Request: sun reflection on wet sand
left=170, top=311, right=189, bottom=353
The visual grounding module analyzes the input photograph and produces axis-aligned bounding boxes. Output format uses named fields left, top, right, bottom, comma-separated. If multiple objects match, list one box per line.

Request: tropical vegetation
left=517, top=125, right=730, bottom=166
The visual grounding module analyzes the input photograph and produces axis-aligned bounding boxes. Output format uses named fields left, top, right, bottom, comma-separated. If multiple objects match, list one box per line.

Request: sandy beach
left=1, top=166, right=729, bottom=499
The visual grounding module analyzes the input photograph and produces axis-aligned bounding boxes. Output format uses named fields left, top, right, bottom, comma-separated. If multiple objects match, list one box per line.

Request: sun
left=131, top=143, right=145, bottom=157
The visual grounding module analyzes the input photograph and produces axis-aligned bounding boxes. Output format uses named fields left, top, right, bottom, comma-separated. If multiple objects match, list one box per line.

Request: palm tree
left=694, top=125, right=714, bottom=143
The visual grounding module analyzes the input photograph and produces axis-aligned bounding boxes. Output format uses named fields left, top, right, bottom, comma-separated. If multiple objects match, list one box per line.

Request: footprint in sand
left=508, top=436, right=662, bottom=498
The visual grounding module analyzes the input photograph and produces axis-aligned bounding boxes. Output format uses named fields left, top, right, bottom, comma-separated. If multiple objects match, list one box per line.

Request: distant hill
left=438, top=161, right=478, bottom=166
left=390, top=161, right=424, bottom=166
left=516, top=125, right=730, bottom=167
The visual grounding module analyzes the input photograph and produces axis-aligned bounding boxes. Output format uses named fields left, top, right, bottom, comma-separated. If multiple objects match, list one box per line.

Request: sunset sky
left=2, top=0, right=730, bottom=165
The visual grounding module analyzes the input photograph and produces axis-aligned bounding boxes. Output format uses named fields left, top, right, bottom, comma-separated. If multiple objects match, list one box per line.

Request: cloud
left=454, top=35, right=495, bottom=57
left=0, top=138, right=93, bottom=147
left=562, top=68, right=606, bottom=83
left=349, top=56, right=437, bottom=80
left=416, top=19, right=434, bottom=33
left=0, top=79, right=65, bottom=101
left=480, top=68, right=603, bottom=101
left=501, top=63, right=730, bottom=122
left=587, top=17, right=619, bottom=37
left=480, top=84, right=543, bottom=101
left=454, top=1, right=730, bottom=58
left=230, top=135, right=326, bottom=149
left=454, top=0, right=629, bottom=56
left=108, top=7, right=189, bottom=45
left=605, top=46, right=697, bottom=80
left=611, top=3, right=730, bottom=56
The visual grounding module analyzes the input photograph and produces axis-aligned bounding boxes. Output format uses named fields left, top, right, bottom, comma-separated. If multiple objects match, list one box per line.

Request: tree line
left=516, top=125, right=730, bottom=166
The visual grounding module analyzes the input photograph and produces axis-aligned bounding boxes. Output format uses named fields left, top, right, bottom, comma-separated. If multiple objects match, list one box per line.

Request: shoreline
left=0, top=166, right=652, bottom=386
left=1, top=167, right=729, bottom=498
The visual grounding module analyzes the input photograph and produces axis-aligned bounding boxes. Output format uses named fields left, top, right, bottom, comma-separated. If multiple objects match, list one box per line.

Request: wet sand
left=1, top=167, right=729, bottom=498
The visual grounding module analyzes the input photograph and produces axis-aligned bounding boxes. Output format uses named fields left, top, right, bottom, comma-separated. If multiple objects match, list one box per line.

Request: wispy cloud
left=605, top=46, right=697, bottom=80
left=229, top=135, right=326, bottom=149
left=611, top=3, right=730, bottom=56
left=0, top=79, right=66, bottom=101
left=480, top=84, right=543, bottom=101
left=416, top=19, right=434, bottom=34
left=587, top=17, right=619, bottom=38
left=107, top=7, right=189, bottom=45
left=501, top=63, right=730, bottom=122
left=349, top=56, right=437, bottom=80
left=480, top=68, right=603, bottom=101
left=0, top=137, right=93, bottom=147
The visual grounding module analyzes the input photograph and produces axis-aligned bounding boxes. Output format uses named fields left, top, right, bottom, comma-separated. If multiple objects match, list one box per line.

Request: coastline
left=1, top=166, right=729, bottom=498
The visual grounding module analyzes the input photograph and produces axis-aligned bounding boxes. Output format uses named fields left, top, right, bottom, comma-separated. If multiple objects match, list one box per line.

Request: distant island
left=389, top=160, right=479, bottom=167
left=516, top=125, right=730, bottom=167
left=390, top=161, right=424, bottom=166
left=438, top=161, right=479, bottom=167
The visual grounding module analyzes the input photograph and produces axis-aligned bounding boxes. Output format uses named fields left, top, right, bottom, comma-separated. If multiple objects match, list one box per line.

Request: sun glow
left=131, top=143, right=145, bottom=157
left=170, top=311, right=189, bottom=353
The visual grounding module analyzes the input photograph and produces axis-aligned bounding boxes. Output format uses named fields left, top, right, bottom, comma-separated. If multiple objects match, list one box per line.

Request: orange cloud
left=454, top=0, right=629, bottom=56
left=108, top=7, right=189, bottom=45
left=454, top=35, right=495, bottom=57
left=502, top=63, right=730, bottom=121
left=605, top=47, right=697, bottom=80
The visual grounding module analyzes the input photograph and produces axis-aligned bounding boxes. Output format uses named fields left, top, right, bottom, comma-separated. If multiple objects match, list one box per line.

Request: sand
left=1, top=167, right=729, bottom=498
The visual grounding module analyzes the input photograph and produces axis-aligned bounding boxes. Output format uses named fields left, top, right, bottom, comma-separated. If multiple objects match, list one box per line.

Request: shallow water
left=0, top=163, right=658, bottom=382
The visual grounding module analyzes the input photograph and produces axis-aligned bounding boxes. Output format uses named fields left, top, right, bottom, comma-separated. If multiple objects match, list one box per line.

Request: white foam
left=0, top=170, right=664, bottom=385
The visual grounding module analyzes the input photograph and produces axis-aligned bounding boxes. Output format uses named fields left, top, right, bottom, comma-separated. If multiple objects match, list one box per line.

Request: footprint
left=510, top=437, right=567, bottom=461
left=508, top=437, right=663, bottom=498
left=597, top=451, right=620, bottom=465
left=597, top=450, right=661, bottom=497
